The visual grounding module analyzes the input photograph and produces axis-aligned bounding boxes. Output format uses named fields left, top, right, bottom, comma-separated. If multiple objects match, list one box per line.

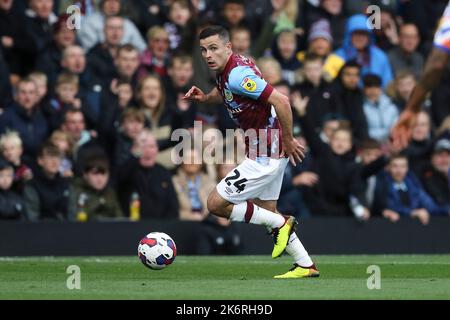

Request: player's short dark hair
left=199, top=25, right=230, bottom=43
left=363, top=74, right=382, bottom=88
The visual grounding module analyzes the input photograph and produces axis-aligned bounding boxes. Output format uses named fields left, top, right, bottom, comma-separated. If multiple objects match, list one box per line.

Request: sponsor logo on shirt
left=240, top=77, right=257, bottom=92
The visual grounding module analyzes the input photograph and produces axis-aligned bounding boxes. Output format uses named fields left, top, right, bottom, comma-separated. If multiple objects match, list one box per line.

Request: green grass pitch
left=0, top=255, right=449, bottom=300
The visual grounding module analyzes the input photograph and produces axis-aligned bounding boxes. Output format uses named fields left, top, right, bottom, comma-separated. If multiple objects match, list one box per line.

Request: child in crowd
left=49, top=130, right=74, bottom=177
left=68, top=155, right=123, bottom=222
left=0, top=159, right=25, bottom=220
left=0, top=131, right=33, bottom=192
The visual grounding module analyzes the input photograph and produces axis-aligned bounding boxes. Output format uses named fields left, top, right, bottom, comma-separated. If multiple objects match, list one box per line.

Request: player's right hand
left=390, top=109, right=417, bottom=150
left=282, top=136, right=305, bottom=166
left=183, top=86, right=207, bottom=102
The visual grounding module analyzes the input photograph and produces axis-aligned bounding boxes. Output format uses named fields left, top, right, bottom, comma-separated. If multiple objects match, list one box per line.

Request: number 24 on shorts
left=224, top=169, right=248, bottom=194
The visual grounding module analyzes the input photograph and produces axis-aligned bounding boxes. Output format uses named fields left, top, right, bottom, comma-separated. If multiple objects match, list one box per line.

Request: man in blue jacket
left=0, top=78, right=49, bottom=160
left=335, top=14, right=394, bottom=88
left=383, top=154, right=447, bottom=225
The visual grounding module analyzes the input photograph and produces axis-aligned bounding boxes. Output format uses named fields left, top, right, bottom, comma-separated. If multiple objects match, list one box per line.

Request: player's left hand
left=282, top=136, right=305, bottom=166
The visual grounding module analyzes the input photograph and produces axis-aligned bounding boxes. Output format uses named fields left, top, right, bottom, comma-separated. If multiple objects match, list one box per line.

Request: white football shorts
left=216, top=156, right=289, bottom=204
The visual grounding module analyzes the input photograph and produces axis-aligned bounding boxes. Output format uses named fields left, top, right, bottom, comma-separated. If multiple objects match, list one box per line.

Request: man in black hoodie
left=23, top=142, right=70, bottom=221
left=331, top=60, right=370, bottom=146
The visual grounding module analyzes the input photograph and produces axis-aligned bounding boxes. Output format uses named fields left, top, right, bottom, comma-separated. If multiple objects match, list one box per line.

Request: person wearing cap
left=298, top=0, right=347, bottom=49
left=0, top=158, right=25, bottom=220
left=419, top=138, right=450, bottom=216
left=297, top=19, right=345, bottom=80
left=334, top=14, right=394, bottom=88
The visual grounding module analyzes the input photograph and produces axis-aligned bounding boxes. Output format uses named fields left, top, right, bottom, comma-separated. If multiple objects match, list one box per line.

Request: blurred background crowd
left=0, top=0, right=449, bottom=239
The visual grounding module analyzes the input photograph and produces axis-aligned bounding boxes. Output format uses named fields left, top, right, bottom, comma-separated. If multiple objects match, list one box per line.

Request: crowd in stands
left=0, top=0, right=449, bottom=235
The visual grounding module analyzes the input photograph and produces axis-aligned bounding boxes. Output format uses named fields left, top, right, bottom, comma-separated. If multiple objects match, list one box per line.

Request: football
left=138, top=232, right=177, bottom=270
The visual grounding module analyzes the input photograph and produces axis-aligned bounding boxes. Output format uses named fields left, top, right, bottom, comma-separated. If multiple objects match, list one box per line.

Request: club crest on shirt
left=224, top=88, right=233, bottom=102
left=240, top=77, right=257, bottom=92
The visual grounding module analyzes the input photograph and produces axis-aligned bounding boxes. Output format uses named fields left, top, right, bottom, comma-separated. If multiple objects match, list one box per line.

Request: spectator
left=293, top=53, right=342, bottom=132
left=383, top=154, right=442, bottom=225
left=136, top=74, right=182, bottom=169
left=388, top=23, right=424, bottom=78
left=299, top=0, right=346, bottom=49
left=117, top=130, right=179, bottom=219
left=60, top=108, right=106, bottom=176
left=294, top=93, right=364, bottom=217
left=60, top=45, right=104, bottom=118
left=97, top=44, right=140, bottom=154
left=25, top=0, right=57, bottom=54
left=228, top=2, right=286, bottom=60
left=352, top=139, right=390, bottom=220
left=403, top=110, right=434, bottom=176
left=387, top=70, right=417, bottom=112
left=0, top=47, right=12, bottom=108
left=137, top=26, right=171, bottom=79
left=335, top=14, right=394, bottom=88
left=0, top=131, right=33, bottom=192
left=0, top=78, right=49, bottom=159
left=49, top=130, right=74, bottom=178
left=220, top=0, right=248, bottom=35
left=297, top=19, right=345, bottom=80
left=0, top=159, right=25, bottom=220
left=0, top=0, right=36, bottom=80
left=35, top=14, right=77, bottom=88
left=23, top=142, right=70, bottom=221
left=230, top=26, right=252, bottom=57
left=77, top=0, right=146, bottom=52
left=255, top=56, right=282, bottom=85
left=28, top=71, right=49, bottom=105
left=49, top=72, right=97, bottom=130
left=362, top=74, right=399, bottom=143
left=126, top=0, right=168, bottom=36
left=271, top=29, right=302, bottom=85
left=87, top=15, right=124, bottom=85
left=331, top=60, right=369, bottom=145
left=113, top=108, right=145, bottom=167
left=373, top=6, right=400, bottom=51
left=68, top=155, right=123, bottom=221
left=419, top=138, right=450, bottom=215
left=172, top=148, right=215, bottom=221
left=165, top=53, right=197, bottom=129
left=163, top=0, right=196, bottom=53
